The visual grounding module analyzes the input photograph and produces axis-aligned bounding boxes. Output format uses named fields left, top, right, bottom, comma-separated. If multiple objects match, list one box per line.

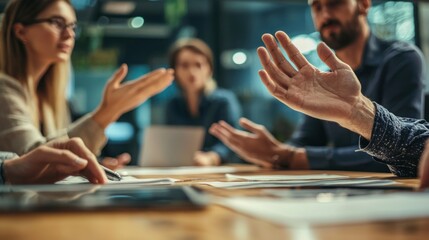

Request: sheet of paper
left=226, top=174, right=348, bottom=181
left=201, top=178, right=397, bottom=189
left=216, top=192, right=429, bottom=225
left=57, top=176, right=177, bottom=185
left=118, top=166, right=241, bottom=176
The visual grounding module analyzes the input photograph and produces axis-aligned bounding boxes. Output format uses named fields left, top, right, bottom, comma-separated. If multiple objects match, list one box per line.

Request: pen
left=101, top=165, right=122, bottom=181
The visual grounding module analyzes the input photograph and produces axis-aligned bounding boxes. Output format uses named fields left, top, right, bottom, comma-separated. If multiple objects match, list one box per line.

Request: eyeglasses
left=22, top=17, right=77, bottom=33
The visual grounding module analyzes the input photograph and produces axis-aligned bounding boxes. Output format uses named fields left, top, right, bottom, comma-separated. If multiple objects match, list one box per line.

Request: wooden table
left=0, top=166, right=427, bottom=240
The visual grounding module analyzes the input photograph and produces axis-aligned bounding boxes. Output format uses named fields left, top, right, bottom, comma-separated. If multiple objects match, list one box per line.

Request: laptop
left=139, top=126, right=205, bottom=167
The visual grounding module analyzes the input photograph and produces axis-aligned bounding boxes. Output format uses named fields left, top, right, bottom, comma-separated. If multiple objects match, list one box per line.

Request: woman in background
left=166, top=38, right=241, bottom=166
left=0, top=0, right=174, bottom=168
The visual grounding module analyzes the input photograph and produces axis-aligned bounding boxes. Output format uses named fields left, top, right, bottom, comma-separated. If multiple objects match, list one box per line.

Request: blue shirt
left=290, top=33, right=425, bottom=172
left=166, top=89, right=242, bottom=163
left=360, top=103, right=429, bottom=177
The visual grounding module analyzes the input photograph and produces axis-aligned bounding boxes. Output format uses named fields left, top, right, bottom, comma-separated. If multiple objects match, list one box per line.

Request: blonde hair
left=169, top=38, right=217, bottom=95
left=0, top=0, right=71, bottom=130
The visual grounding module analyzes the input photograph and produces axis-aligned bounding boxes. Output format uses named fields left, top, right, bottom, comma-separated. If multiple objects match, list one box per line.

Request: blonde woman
left=0, top=0, right=174, bottom=168
left=166, top=38, right=241, bottom=166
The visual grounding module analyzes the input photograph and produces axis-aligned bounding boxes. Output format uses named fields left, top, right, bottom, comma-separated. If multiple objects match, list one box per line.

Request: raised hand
left=257, top=31, right=375, bottom=139
left=93, top=64, right=174, bottom=128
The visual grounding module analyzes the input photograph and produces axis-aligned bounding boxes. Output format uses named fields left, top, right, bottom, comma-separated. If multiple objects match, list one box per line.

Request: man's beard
left=320, top=9, right=362, bottom=50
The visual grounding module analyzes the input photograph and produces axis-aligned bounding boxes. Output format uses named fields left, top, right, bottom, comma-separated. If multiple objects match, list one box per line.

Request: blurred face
left=310, top=0, right=363, bottom=50
left=175, top=49, right=212, bottom=93
left=18, top=1, right=76, bottom=64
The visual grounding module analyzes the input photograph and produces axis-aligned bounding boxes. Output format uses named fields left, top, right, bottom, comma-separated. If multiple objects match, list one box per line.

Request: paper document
left=216, top=193, right=429, bottom=225
left=201, top=178, right=397, bottom=189
left=226, top=174, right=348, bottom=181
left=57, top=176, right=177, bottom=185
left=118, top=166, right=244, bottom=176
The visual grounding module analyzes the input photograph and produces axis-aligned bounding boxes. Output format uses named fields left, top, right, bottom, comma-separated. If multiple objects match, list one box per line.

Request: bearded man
left=210, top=0, right=426, bottom=172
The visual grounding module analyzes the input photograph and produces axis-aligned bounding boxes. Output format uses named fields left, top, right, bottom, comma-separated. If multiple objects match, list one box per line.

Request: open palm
left=258, top=31, right=362, bottom=126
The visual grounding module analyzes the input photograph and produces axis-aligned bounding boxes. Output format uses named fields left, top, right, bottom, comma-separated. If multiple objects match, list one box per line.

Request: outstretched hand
left=93, top=64, right=174, bottom=128
left=210, top=118, right=294, bottom=168
left=257, top=31, right=375, bottom=139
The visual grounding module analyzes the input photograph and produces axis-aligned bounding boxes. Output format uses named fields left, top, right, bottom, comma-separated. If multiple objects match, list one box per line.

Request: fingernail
left=75, top=158, right=87, bottom=166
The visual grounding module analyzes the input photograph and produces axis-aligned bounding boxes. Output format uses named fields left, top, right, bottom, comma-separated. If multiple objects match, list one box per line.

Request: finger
left=257, top=47, right=291, bottom=89
left=135, top=69, right=174, bottom=93
left=107, top=64, right=128, bottom=89
left=29, top=147, right=88, bottom=168
left=210, top=124, right=235, bottom=146
left=261, top=34, right=298, bottom=76
left=258, top=69, right=289, bottom=100
left=239, top=118, right=265, bottom=135
left=127, top=68, right=172, bottom=91
left=275, top=31, right=310, bottom=70
left=317, top=42, right=349, bottom=71
left=211, top=125, right=271, bottom=168
left=67, top=138, right=107, bottom=184
left=218, top=120, right=254, bottom=140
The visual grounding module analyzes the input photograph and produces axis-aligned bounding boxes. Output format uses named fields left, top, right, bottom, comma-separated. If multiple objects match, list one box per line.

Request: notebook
left=139, top=126, right=205, bottom=167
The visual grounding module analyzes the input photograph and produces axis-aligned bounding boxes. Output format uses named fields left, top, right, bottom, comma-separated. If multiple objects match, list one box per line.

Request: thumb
left=317, top=42, right=349, bottom=71
left=107, top=64, right=128, bottom=89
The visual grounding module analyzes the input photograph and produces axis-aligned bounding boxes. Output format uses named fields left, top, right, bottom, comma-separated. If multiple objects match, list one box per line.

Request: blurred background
left=0, top=0, right=427, bottom=164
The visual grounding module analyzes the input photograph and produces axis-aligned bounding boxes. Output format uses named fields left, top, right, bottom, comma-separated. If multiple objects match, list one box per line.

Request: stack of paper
left=200, top=174, right=398, bottom=189
left=118, top=166, right=241, bottom=176
left=57, top=176, right=177, bottom=186
left=216, top=193, right=429, bottom=225
left=226, top=174, right=349, bottom=181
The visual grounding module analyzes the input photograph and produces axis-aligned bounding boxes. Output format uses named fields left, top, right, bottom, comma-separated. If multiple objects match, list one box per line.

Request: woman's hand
left=3, top=138, right=107, bottom=184
left=93, top=64, right=174, bottom=129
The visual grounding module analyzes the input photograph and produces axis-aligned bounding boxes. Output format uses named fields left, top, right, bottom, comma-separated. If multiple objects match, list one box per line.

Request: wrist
left=289, top=148, right=309, bottom=170
left=341, top=95, right=375, bottom=140
left=272, top=145, right=308, bottom=169
left=2, top=160, right=12, bottom=184
left=92, top=106, right=120, bottom=129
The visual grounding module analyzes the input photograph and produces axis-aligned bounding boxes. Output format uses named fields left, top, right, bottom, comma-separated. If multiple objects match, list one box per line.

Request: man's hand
left=3, top=138, right=107, bottom=184
left=257, top=31, right=375, bottom=140
left=210, top=118, right=309, bottom=169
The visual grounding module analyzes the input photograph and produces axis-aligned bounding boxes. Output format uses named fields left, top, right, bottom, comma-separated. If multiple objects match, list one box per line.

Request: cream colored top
left=0, top=73, right=106, bottom=155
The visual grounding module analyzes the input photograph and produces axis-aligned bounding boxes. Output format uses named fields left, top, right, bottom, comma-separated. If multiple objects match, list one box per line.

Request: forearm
left=305, top=146, right=389, bottom=172
left=341, top=95, right=376, bottom=141
left=68, top=114, right=107, bottom=156
left=358, top=103, right=429, bottom=177
left=92, top=106, right=120, bottom=129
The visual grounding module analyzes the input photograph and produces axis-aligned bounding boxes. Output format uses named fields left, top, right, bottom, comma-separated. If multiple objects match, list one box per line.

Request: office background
left=0, top=0, right=426, bottom=163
